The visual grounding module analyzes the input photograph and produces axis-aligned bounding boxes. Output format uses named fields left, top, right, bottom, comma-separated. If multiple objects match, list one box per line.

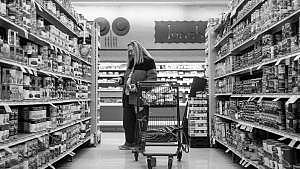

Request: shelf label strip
left=288, top=140, right=297, bottom=147
left=3, top=105, right=12, bottom=113
left=257, top=97, right=263, bottom=103
left=244, top=162, right=251, bottom=167
left=278, top=137, right=287, bottom=141
left=273, top=97, right=281, bottom=102
left=286, top=96, right=298, bottom=105
left=20, top=66, right=27, bottom=73
left=49, top=103, right=58, bottom=108
left=294, top=54, right=300, bottom=61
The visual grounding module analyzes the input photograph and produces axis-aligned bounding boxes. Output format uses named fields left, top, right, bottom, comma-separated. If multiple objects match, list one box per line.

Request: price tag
left=256, top=64, right=263, bottom=70
left=236, top=123, right=241, bottom=127
left=4, top=147, right=13, bottom=154
left=26, top=68, right=33, bottom=75
left=50, top=44, right=54, bottom=50
left=239, top=159, right=244, bottom=164
left=24, top=30, right=28, bottom=39
left=250, top=97, right=256, bottom=101
left=275, top=58, right=282, bottom=66
left=69, top=152, right=75, bottom=156
left=273, top=97, right=281, bottom=102
left=242, top=161, right=247, bottom=166
left=240, top=125, right=247, bottom=130
left=288, top=140, right=297, bottom=147
left=32, top=69, right=37, bottom=76
left=285, top=96, right=298, bottom=105
left=249, top=127, right=253, bottom=132
left=257, top=97, right=263, bottom=103
left=20, top=66, right=27, bottom=73
left=244, top=162, right=251, bottom=167
left=225, top=149, right=230, bottom=153
left=49, top=103, right=58, bottom=109
left=249, top=67, right=253, bottom=75
left=278, top=137, right=287, bottom=141
left=247, top=97, right=252, bottom=102
left=296, top=144, right=300, bottom=149
left=294, top=54, right=300, bottom=61
left=35, top=2, right=42, bottom=11
left=49, top=164, right=55, bottom=169
left=3, top=105, right=12, bottom=113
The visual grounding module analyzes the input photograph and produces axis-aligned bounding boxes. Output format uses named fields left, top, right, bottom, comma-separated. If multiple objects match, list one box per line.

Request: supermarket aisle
left=57, top=133, right=242, bottom=169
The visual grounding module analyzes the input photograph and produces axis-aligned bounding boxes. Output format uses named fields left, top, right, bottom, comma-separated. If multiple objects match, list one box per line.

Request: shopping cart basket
left=132, top=81, right=186, bottom=169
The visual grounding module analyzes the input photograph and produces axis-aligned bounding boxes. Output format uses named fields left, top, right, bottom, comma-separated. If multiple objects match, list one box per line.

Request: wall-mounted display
left=155, top=21, right=207, bottom=43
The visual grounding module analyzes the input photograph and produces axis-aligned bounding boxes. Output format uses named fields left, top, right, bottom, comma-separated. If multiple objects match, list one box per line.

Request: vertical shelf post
left=208, top=29, right=217, bottom=147
left=91, top=22, right=100, bottom=146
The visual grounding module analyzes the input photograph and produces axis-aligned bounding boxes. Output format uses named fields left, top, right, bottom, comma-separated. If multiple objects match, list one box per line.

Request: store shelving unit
left=0, top=0, right=99, bottom=168
left=207, top=0, right=300, bottom=168
left=98, top=62, right=206, bottom=104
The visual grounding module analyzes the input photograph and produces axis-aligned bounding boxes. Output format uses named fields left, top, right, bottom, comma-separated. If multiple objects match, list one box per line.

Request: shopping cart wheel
left=147, top=157, right=152, bottom=169
left=168, top=156, right=173, bottom=169
left=177, top=150, right=182, bottom=161
left=134, top=151, right=139, bottom=161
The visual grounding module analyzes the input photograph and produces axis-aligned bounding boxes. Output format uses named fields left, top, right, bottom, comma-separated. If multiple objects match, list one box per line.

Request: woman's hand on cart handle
left=113, top=77, right=123, bottom=86
left=129, top=84, right=137, bottom=92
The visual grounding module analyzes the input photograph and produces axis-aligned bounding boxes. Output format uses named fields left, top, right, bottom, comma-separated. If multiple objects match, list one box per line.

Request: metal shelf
left=0, top=16, right=90, bottom=66
left=0, top=99, right=90, bottom=106
left=215, top=138, right=260, bottom=168
left=40, top=135, right=91, bottom=169
left=215, top=93, right=232, bottom=96
left=36, top=2, right=78, bottom=38
left=214, top=52, right=231, bottom=64
left=214, top=50, right=300, bottom=80
left=52, top=0, right=79, bottom=26
left=215, top=114, right=300, bottom=141
left=231, top=8, right=300, bottom=54
left=0, top=117, right=91, bottom=150
left=0, top=57, right=91, bottom=83
left=231, top=0, right=266, bottom=29
left=214, top=31, right=232, bottom=49
left=231, top=93, right=300, bottom=98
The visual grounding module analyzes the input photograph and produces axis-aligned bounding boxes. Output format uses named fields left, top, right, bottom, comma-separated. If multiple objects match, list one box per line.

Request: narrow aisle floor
left=57, top=133, right=242, bottom=169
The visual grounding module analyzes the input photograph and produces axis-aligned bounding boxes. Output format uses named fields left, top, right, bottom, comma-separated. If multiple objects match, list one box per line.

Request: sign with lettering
left=154, top=21, right=207, bottom=43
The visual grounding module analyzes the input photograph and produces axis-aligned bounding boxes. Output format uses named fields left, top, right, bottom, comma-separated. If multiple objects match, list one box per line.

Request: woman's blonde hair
left=127, top=40, right=153, bottom=68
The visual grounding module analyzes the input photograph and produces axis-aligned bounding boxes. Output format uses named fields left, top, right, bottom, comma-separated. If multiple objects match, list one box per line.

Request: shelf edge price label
left=244, top=162, right=251, bottom=168
left=3, top=105, right=12, bottom=113
left=278, top=137, right=287, bottom=141
left=239, top=159, right=244, bottom=164
left=225, top=149, right=230, bottom=153
left=273, top=97, right=281, bottom=102
left=257, top=97, right=263, bottom=103
left=19, top=66, right=27, bottom=73
left=49, top=103, right=58, bottom=109
left=288, top=140, right=297, bottom=147
left=294, top=54, right=300, bottom=61
left=275, top=58, right=282, bottom=66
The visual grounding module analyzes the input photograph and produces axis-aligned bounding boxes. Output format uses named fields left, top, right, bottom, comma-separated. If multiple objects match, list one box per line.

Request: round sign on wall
left=112, top=17, right=130, bottom=36
left=94, top=17, right=110, bottom=36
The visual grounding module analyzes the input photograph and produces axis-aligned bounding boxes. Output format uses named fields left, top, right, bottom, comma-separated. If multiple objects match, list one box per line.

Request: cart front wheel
left=147, top=158, right=152, bottom=169
left=177, top=150, right=182, bottom=161
left=134, top=152, right=138, bottom=161
left=168, top=156, right=173, bottom=169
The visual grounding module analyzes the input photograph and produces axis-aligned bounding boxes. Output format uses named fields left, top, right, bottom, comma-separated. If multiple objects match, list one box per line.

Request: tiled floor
left=56, top=133, right=242, bottom=169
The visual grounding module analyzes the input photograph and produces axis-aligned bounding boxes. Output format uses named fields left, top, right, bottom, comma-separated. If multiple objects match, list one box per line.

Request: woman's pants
left=123, top=94, right=149, bottom=145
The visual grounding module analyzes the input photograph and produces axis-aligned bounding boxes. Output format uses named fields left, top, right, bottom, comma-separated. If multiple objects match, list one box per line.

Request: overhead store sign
left=154, top=21, right=207, bottom=43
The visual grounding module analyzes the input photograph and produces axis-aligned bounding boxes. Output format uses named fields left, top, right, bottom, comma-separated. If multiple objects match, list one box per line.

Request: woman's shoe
left=119, top=143, right=134, bottom=150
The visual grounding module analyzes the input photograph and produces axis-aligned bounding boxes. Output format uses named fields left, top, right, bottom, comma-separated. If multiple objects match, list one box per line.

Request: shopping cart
left=132, top=81, right=185, bottom=169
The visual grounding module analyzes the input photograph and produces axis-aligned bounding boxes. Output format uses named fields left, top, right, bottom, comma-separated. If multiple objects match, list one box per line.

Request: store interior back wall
left=72, top=3, right=228, bottom=50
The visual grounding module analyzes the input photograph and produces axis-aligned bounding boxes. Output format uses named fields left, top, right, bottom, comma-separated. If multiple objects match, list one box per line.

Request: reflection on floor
left=56, top=132, right=242, bottom=169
